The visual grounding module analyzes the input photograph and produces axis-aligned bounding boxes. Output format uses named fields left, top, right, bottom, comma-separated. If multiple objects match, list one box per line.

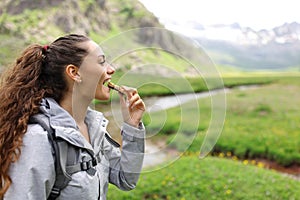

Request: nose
left=107, top=63, right=115, bottom=75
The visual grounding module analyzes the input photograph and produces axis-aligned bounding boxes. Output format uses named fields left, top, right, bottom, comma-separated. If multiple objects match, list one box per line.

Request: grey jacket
left=4, top=98, right=145, bottom=200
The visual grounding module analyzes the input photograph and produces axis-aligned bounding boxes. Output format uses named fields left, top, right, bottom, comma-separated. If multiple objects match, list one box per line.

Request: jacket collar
left=39, top=98, right=107, bottom=152
left=40, top=98, right=78, bottom=129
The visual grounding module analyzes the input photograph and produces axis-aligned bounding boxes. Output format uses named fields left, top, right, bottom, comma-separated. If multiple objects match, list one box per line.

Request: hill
left=195, top=22, right=300, bottom=71
left=0, top=0, right=156, bottom=66
left=162, top=20, right=300, bottom=71
left=0, top=0, right=161, bottom=42
left=0, top=0, right=209, bottom=78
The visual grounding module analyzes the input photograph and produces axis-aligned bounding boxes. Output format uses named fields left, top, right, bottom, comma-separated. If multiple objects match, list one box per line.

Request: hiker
left=0, top=34, right=146, bottom=200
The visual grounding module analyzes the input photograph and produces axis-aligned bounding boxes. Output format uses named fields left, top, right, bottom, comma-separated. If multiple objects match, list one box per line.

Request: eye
left=99, top=60, right=106, bottom=65
left=98, top=55, right=106, bottom=65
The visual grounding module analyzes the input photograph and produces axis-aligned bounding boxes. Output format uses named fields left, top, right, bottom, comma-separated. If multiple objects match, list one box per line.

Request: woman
left=0, top=34, right=146, bottom=199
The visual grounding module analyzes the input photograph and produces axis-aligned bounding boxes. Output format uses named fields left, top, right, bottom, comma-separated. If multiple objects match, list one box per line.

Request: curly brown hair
left=0, top=34, right=90, bottom=197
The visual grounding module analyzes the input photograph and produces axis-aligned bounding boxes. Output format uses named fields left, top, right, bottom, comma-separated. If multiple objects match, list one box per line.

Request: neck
left=59, top=92, right=91, bottom=125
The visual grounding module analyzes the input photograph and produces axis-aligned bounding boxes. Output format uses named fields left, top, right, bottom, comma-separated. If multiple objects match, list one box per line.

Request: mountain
left=0, top=0, right=154, bottom=67
left=0, top=0, right=162, bottom=41
left=165, top=21, right=300, bottom=71
left=0, top=0, right=162, bottom=67
left=0, top=0, right=207, bottom=77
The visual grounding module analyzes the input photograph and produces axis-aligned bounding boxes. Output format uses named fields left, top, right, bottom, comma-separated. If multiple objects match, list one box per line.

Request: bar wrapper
left=108, top=81, right=125, bottom=95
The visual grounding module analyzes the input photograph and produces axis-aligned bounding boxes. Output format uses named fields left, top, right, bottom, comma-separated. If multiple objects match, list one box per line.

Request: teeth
left=107, top=81, right=115, bottom=89
left=103, top=79, right=111, bottom=86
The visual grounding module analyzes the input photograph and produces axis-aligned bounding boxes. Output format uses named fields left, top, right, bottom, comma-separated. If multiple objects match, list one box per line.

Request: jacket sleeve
left=105, top=122, right=145, bottom=191
left=4, top=124, right=55, bottom=200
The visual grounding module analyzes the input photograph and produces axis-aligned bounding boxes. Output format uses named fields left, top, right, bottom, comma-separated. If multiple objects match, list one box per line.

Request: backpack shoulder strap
left=29, top=114, right=101, bottom=199
left=29, top=114, right=71, bottom=200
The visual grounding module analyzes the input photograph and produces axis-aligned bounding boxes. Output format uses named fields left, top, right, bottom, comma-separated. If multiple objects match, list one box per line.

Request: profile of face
left=74, top=40, right=115, bottom=101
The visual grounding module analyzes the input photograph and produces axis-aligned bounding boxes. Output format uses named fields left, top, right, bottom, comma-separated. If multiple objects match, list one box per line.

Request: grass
left=145, top=76, right=300, bottom=166
left=189, top=81, right=300, bottom=166
left=106, top=72, right=300, bottom=166
left=108, top=156, right=300, bottom=199
left=219, top=83, right=300, bottom=165
left=1, top=15, right=298, bottom=196
left=0, top=34, right=26, bottom=67
left=107, top=73, right=300, bottom=199
left=3, top=3, right=298, bottom=199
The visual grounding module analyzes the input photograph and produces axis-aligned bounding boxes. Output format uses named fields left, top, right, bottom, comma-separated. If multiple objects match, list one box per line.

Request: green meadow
left=108, top=73, right=300, bottom=199
left=2, top=1, right=298, bottom=199
left=109, top=156, right=299, bottom=200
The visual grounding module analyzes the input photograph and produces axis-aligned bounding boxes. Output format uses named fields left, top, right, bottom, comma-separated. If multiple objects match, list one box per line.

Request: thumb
left=119, top=93, right=130, bottom=122
left=119, top=92, right=127, bottom=108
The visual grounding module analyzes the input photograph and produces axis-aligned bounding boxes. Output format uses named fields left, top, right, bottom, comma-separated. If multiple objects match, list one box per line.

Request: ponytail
left=0, top=44, right=46, bottom=196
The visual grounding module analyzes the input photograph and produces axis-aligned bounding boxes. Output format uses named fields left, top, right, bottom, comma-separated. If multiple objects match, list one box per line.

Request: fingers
left=118, top=85, right=146, bottom=110
left=120, top=86, right=137, bottom=98
left=127, top=92, right=142, bottom=108
left=130, top=98, right=145, bottom=111
left=118, top=92, right=127, bottom=108
left=118, top=85, right=146, bottom=127
left=119, top=86, right=141, bottom=108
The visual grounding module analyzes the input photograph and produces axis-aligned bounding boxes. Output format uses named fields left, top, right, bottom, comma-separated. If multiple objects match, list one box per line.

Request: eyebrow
left=98, top=55, right=105, bottom=60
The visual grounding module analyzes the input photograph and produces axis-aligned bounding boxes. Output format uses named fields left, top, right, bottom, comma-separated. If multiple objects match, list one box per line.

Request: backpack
left=29, top=114, right=99, bottom=200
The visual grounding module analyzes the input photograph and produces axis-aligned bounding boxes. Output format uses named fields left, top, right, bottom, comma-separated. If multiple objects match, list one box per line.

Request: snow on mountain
left=162, top=20, right=300, bottom=70
left=165, top=21, right=300, bottom=46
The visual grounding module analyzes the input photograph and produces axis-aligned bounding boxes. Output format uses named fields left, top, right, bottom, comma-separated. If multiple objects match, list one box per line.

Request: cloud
left=139, top=0, right=300, bottom=30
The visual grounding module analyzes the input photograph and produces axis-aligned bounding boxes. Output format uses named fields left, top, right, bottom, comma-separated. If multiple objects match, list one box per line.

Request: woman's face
left=77, top=40, right=115, bottom=101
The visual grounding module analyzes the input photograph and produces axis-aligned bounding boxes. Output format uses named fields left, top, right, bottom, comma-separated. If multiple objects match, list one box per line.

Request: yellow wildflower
left=232, top=156, right=238, bottom=161
left=243, top=160, right=249, bottom=165
left=257, top=162, right=265, bottom=168
left=219, top=152, right=225, bottom=158
left=226, top=152, right=232, bottom=157
left=225, top=189, right=232, bottom=195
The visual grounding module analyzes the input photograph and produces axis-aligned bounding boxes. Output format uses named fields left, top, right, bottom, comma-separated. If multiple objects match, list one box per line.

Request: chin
left=95, top=93, right=110, bottom=101
left=95, top=87, right=110, bottom=101
left=102, top=96, right=110, bottom=101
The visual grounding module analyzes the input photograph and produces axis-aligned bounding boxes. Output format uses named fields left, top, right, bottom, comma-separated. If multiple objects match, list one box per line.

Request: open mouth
left=103, top=79, right=111, bottom=88
left=107, top=81, right=124, bottom=95
left=101, top=79, right=124, bottom=95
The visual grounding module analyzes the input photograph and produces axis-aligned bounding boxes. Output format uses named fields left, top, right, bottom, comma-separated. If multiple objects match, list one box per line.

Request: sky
left=139, top=0, right=300, bottom=31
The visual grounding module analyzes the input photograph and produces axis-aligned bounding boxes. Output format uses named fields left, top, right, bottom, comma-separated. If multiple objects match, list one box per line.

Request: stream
left=95, top=85, right=258, bottom=142
left=95, top=86, right=233, bottom=168
left=95, top=85, right=299, bottom=176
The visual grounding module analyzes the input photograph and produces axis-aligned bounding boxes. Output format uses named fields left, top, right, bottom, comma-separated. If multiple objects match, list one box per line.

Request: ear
left=65, top=64, right=81, bottom=83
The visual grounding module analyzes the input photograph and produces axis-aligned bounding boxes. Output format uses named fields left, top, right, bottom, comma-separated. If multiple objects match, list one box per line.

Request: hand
left=119, top=86, right=145, bottom=128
